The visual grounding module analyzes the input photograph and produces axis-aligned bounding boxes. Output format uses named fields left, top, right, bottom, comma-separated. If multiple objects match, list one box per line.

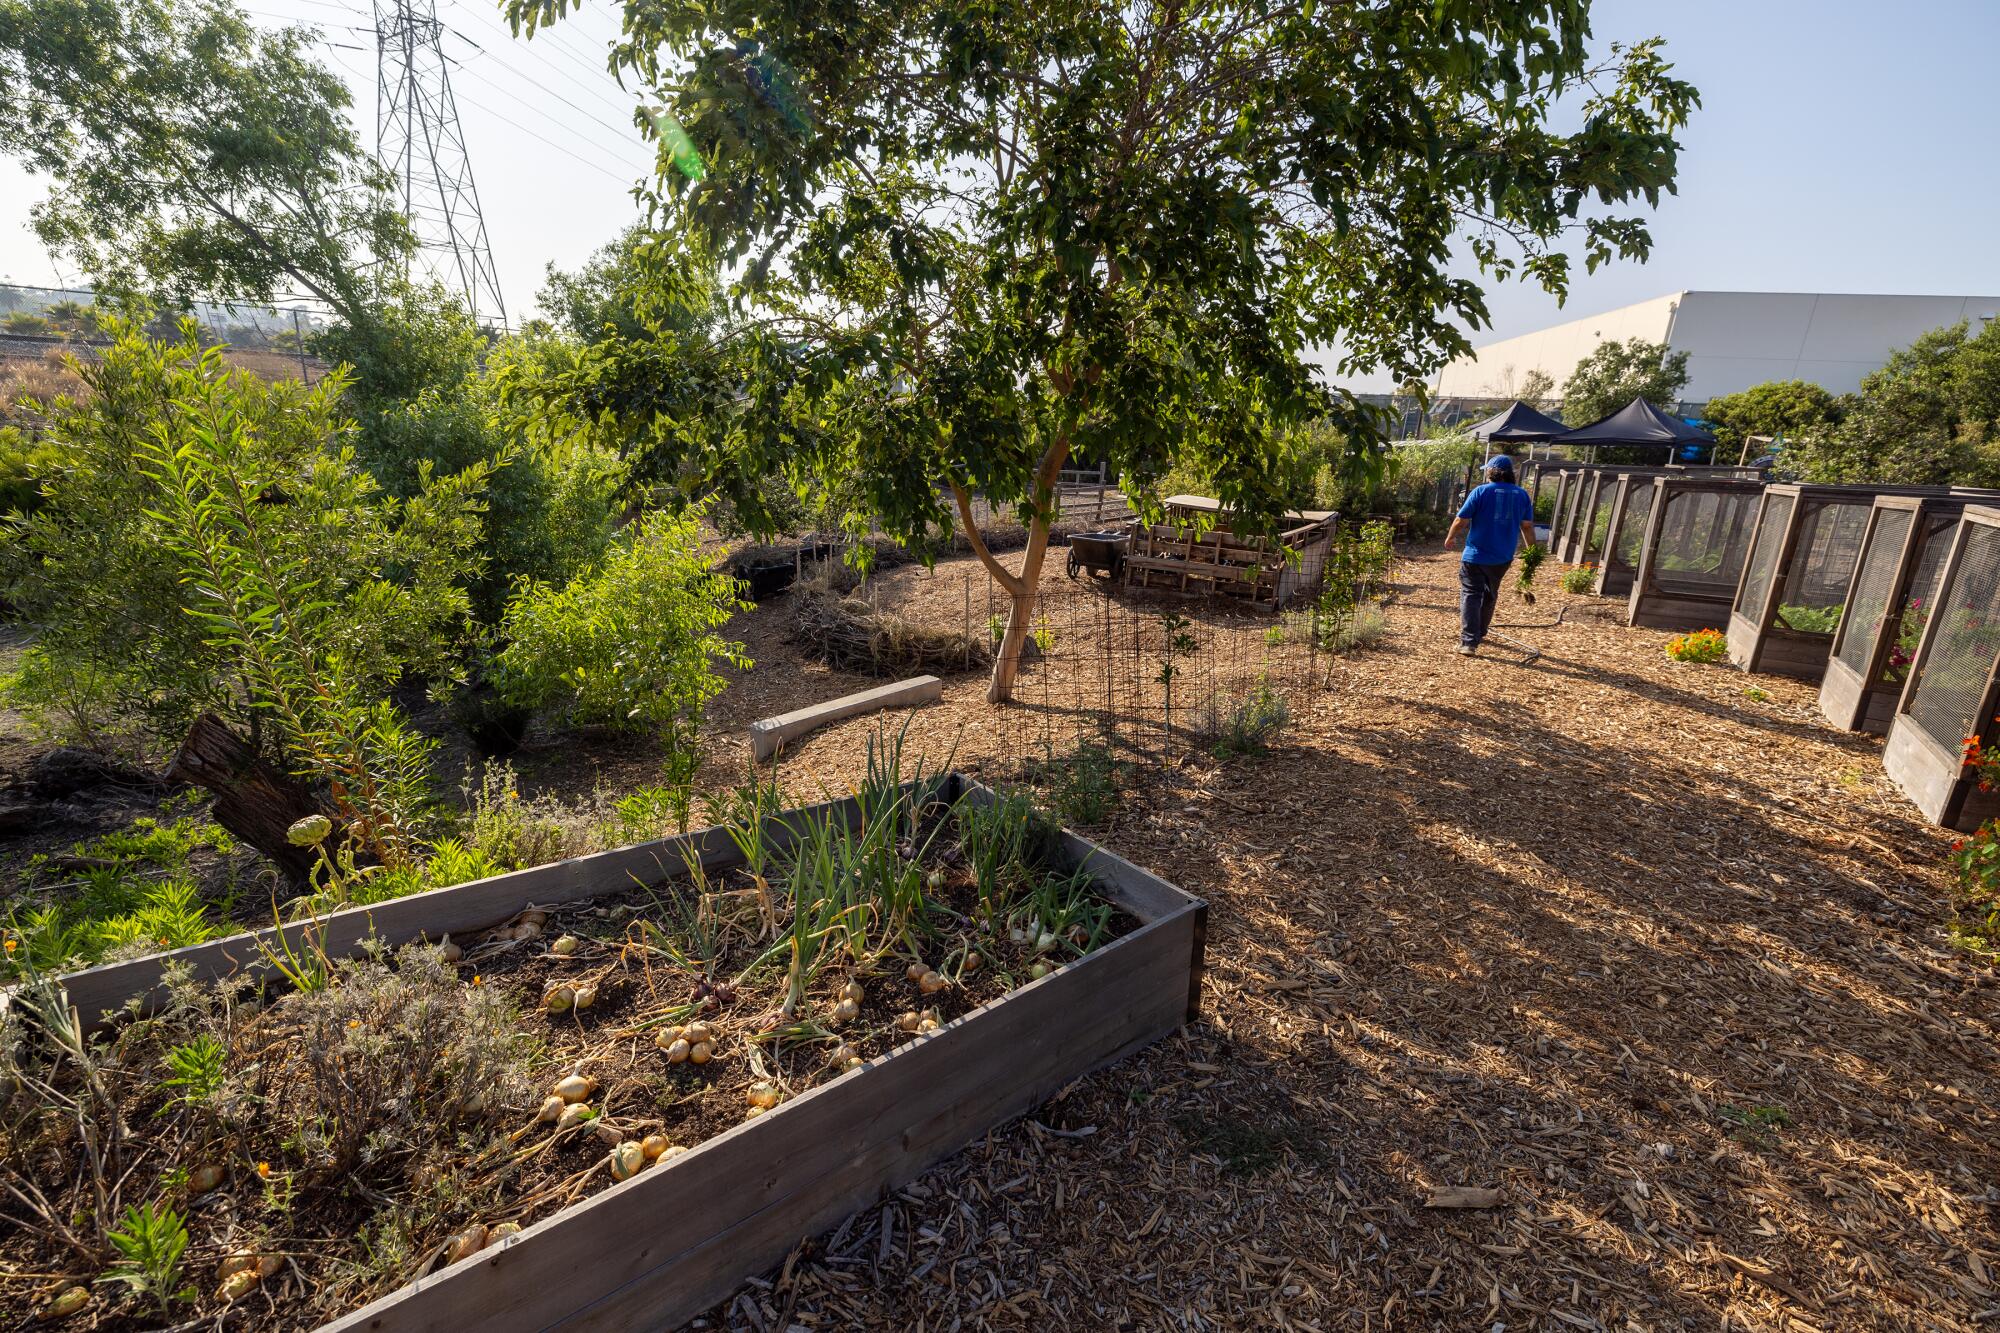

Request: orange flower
left=256, top=1161, right=272, bottom=1179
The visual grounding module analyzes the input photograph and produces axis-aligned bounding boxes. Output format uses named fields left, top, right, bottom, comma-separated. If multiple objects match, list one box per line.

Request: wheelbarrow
left=1065, top=531, right=1129, bottom=581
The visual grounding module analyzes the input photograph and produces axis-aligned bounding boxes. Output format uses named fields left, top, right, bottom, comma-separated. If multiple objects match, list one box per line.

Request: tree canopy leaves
left=0, top=0, right=409, bottom=324
left=1560, top=337, right=1692, bottom=427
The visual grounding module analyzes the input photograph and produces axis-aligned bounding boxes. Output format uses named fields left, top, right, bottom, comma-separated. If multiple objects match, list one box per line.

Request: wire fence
left=770, top=552, right=1371, bottom=800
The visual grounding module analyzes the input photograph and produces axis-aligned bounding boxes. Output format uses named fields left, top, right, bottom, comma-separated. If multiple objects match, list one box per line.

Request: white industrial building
left=1434, top=291, right=2000, bottom=409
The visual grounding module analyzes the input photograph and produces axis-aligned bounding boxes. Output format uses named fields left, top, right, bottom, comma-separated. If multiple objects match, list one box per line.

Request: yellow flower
left=3, top=937, right=15, bottom=953
left=256, top=1161, right=272, bottom=1179
left=346, top=1019, right=360, bottom=1029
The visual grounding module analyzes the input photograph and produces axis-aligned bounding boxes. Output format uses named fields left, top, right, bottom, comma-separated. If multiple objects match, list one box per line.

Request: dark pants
left=1459, top=560, right=1510, bottom=647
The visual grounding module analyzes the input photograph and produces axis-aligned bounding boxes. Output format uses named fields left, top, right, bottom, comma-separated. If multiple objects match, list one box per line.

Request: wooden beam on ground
left=748, top=675, right=943, bottom=762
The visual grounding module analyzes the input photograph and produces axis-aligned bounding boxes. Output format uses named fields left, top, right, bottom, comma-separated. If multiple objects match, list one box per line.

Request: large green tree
left=509, top=0, right=1698, bottom=701
left=1701, top=379, right=1839, bottom=457
left=1560, top=337, right=1691, bottom=426
left=0, top=0, right=409, bottom=326
left=1786, top=320, right=2000, bottom=486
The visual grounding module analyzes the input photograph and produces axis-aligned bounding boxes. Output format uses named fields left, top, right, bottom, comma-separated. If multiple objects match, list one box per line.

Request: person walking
left=1444, top=454, right=1538, bottom=655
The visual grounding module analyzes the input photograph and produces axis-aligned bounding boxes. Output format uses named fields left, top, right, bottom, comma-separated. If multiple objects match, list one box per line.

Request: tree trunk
left=165, top=713, right=325, bottom=883
left=986, top=511, right=1054, bottom=703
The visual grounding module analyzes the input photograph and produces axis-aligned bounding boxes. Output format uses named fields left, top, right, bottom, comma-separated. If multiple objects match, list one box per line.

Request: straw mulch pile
left=518, top=545, right=1999, bottom=1333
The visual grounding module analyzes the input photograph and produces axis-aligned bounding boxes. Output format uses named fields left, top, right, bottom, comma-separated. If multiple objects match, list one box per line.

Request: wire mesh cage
left=1728, top=484, right=1947, bottom=680
left=1818, top=495, right=1972, bottom=732
left=1884, top=505, right=2000, bottom=829
left=1626, top=477, right=1765, bottom=631
left=1593, top=473, right=1663, bottom=597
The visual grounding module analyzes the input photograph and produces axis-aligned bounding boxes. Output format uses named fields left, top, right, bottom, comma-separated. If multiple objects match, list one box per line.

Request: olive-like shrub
left=494, top=508, right=750, bottom=745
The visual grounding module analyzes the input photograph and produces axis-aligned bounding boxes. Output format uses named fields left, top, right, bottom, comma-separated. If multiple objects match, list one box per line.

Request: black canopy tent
left=1551, top=396, right=1716, bottom=457
left=1466, top=400, right=1567, bottom=444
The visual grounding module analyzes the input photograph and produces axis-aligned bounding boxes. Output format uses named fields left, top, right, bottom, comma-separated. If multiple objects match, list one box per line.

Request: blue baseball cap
left=1482, top=455, right=1516, bottom=476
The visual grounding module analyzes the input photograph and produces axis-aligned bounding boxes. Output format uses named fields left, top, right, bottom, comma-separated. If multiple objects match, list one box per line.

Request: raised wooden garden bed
left=22, top=774, right=1204, bottom=1331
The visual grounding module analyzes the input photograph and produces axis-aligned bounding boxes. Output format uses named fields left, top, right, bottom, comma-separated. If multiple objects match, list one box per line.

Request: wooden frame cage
left=1883, top=505, right=2000, bottom=830
left=1591, top=471, right=1676, bottom=597
left=1626, top=477, right=1765, bottom=631
left=1122, top=495, right=1338, bottom=611
left=1727, top=484, right=1931, bottom=680
left=1819, top=494, right=1972, bottom=732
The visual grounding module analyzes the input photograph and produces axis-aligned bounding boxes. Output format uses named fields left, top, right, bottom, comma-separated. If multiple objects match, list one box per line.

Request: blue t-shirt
left=1457, top=481, right=1535, bottom=565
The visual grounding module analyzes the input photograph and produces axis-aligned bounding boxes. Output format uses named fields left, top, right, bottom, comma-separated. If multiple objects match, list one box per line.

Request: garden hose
left=1493, top=604, right=1570, bottom=631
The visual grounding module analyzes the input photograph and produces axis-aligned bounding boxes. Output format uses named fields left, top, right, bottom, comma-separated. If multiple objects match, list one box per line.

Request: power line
left=450, top=84, right=647, bottom=188
left=442, top=31, right=648, bottom=150
left=440, top=2, right=642, bottom=128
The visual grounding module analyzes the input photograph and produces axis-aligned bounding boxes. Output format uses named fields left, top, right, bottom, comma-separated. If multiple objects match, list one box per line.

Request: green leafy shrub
left=494, top=508, right=750, bottom=747
left=1041, top=740, right=1122, bottom=827
left=0, top=424, right=58, bottom=514
left=1560, top=564, right=1596, bottom=594
left=1193, top=679, right=1290, bottom=757
left=4, top=817, right=235, bottom=979
left=102, top=1200, right=193, bottom=1314
left=1317, top=604, right=1390, bottom=654
left=1775, top=603, right=1842, bottom=634
left=1, top=325, right=488, bottom=835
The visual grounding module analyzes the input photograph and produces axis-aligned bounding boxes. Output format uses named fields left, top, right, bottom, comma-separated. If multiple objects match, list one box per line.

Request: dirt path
left=688, top=547, right=2000, bottom=1331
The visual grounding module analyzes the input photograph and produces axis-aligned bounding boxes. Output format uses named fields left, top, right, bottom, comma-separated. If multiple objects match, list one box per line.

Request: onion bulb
left=641, top=1134, right=672, bottom=1160
left=535, top=1095, right=564, bottom=1124
left=520, top=909, right=549, bottom=928
left=833, top=997, right=860, bottom=1023
left=654, top=1024, right=684, bottom=1049
left=216, top=1269, right=261, bottom=1302
left=553, top=1073, right=597, bottom=1103
left=556, top=1103, right=593, bottom=1131
left=609, top=1141, right=647, bottom=1181
left=43, top=1286, right=90, bottom=1318
left=746, top=1082, right=780, bottom=1110
left=217, top=1249, right=258, bottom=1281
left=962, top=952, right=981, bottom=972
left=745, top=1105, right=766, bottom=1120
left=188, top=1163, right=225, bottom=1194
left=1036, top=932, right=1057, bottom=953
left=830, top=1043, right=861, bottom=1069
left=895, top=1010, right=922, bottom=1032
left=574, top=982, right=598, bottom=1010
left=917, top=970, right=946, bottom=995
left=1067, top=924, right=1089, bottom=947
left=255, top=1254, right=283, bottom=1279
left=543, top=984, right=575, bottom=1015
left=447, top=1225, right=489, bottom=1263
left=689, top=1040, right=714, bottom=1065
left=925, top=868, right=946, bottom=892
left=515, top=921, right=544, bottom=941
left=905, top=962, right=925, bottom=982
left=684, top=1021, right=714, bottom=1045
left=489, top=1222, right=522, bottom=1242
left=1030, top=962, right=1051, bottom=980
left=841, top=979, right=866, bottom=1004
left=1009, top=927, right=1027, bottom=944
left=662, top=1038, right=691, bottom=1064
left=658, top=1144, right=688, bottom=1162
left=552, top=935, right=579, bottom=956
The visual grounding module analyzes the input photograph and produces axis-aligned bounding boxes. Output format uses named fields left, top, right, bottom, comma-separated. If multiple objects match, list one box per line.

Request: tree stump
left=165, top=713, right=325, bottom=883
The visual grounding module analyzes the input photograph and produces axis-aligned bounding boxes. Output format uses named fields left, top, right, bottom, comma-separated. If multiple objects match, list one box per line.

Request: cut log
left=165, top=713, right=325, bottom=883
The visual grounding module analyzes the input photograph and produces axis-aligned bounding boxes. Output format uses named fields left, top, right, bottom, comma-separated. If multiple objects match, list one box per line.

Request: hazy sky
left=3, top=0, right=1996, bottom=386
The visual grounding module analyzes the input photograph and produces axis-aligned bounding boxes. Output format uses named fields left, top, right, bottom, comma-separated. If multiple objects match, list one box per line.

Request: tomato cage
left=1626, top=476, right=1765, bottom=631
left=1884, top=504, right=2000, bottom=830
left=1820, top=493, right=1997, bottom=732
left=1725, top=484, right=1980, bottom=680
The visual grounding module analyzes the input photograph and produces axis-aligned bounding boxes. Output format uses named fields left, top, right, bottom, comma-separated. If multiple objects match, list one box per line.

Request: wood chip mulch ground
left=655, top=545, right=1999, bottom=1332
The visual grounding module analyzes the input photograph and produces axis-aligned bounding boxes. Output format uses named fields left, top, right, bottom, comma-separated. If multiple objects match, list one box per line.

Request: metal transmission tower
left=374, top=0, right=506, bottom=326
